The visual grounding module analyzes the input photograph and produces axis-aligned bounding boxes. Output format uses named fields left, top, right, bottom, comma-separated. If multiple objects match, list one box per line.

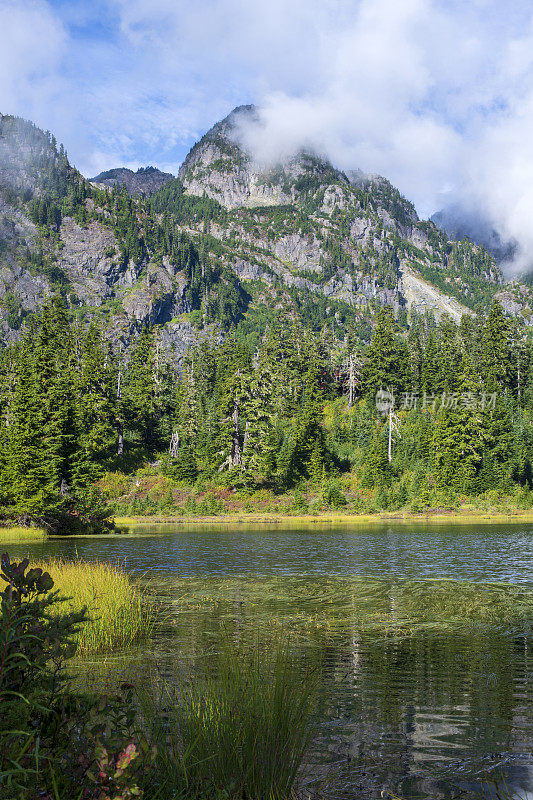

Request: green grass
left=480, top=776, right=530, bottom=799
left=138, top=637, right=317, bottom=800
left=114, top=509, right=533, bottom=528
left=0, top=525, right=46, bottom=542
left=33, top=558, right=158, bottom=654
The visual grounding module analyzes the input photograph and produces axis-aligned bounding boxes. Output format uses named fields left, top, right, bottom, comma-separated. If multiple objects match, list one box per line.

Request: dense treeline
left=0, top=295, right=532, bottom=529
left=166, top=301, right=533, bottom=504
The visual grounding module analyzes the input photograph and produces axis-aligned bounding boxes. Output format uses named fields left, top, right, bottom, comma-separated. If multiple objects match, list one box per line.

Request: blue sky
left=2, top=0, right=533, bottom=266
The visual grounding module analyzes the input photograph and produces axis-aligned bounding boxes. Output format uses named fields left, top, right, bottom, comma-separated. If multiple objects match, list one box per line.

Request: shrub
left=291, top=488, right=309, bottom=512
left=0, top=554, right=157, bottom=800
left=99, top=471, right=131, bottom=501
left=320, top=478, right=347, bottom=508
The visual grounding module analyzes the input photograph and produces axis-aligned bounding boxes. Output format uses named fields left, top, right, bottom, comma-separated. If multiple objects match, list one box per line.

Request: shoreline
left=0, top=525, right=47, bottom=542
left=114, top=509, right=533, bottom=527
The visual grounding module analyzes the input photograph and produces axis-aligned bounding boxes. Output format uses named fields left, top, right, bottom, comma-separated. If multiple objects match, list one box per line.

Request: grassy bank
left=0, top=525, right=46, bottom=542
left=101, top=466, right=533, bottom=526
left=32, top=558, right=157, bottom=654
left=115, top=508, right=533, bottom=527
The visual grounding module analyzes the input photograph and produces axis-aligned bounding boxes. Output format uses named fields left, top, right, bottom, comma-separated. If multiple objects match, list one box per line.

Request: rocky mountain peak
left=178, top=104, right=349, bottom=210
left=0, top=106, right=531, bottom=364
left=90, top=165, right=174, bottom=196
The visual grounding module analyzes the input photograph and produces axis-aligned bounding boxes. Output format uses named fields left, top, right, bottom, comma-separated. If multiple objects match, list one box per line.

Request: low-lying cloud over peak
left=3, top=0, right=533, bottom=273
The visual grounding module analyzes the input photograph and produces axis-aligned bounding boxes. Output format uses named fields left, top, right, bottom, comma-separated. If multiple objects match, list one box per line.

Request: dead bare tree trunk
left=117, top=369, right=124, bottom=456
left=343, top=354, right=360, bottom=409
left=169, top=431, right=180, bottom=457
left=231, top=398, right=241, bottom=467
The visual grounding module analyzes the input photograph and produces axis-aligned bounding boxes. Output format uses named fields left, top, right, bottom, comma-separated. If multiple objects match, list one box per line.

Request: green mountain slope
left=0, top=106, right=532, bottom=358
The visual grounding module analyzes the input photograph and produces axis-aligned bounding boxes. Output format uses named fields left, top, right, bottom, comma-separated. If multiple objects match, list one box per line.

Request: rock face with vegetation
left=91, top=166, right=174, bottom=196
left=1, top=104, right=532, bottom=362
left=2, top=106, right=533, bottom=529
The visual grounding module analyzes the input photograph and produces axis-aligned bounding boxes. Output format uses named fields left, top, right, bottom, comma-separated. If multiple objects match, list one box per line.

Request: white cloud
left=0, top=0, right=67, bottom=121
left=3, top=0, right=533, bottom=271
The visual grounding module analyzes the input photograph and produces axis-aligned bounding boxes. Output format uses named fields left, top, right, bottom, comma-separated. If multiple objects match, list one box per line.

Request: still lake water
left=10, top=520, right=533, bottom=799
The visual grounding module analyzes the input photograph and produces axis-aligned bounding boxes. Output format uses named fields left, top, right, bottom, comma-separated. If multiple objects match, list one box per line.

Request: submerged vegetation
left=0, top=553, right=317, bottom=800
left=163, top=573, right=533, bottom=640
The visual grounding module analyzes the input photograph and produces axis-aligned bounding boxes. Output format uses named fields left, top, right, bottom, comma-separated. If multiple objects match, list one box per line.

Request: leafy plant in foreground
left=0, top=552, right=87, bottom=796
left=0, top=554, right=155, bottom=800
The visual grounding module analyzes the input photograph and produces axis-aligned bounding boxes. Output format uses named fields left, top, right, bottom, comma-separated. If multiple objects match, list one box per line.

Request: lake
left=8, top=520, right=533, bottom=799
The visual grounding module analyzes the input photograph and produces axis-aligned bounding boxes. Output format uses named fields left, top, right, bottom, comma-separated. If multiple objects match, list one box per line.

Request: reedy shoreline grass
left=137, top=637, right=318, bottom=800
left=115, top=509, right=533, bottom=527
left=31, top=558, right=157, bottom=654
left=0, top=525, right=46, bottom=541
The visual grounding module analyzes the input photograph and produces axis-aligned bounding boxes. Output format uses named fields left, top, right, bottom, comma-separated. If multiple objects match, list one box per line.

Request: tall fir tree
left=362, top=305, right=409, bottom=399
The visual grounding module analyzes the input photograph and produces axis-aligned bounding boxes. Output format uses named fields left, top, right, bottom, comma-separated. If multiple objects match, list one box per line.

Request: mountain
left=178, top=105, right=509, bottom=317
left=431, top=204, right=517, bottom=265
left=90, top=166, right=174, bottom=196
left=0, top=106, right=532, bottom=363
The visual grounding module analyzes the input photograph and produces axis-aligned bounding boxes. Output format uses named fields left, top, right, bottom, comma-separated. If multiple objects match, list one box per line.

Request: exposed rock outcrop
left=1, top=105, right=532, bottom=362
left=90, top=166, right=174, bottom=196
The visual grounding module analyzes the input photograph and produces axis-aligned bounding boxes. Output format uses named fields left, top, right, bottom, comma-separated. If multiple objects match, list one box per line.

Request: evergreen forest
left=1, top=294, right=532, bottom=531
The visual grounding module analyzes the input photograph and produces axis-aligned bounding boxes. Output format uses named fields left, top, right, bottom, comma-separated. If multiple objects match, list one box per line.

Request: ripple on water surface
left=6, top=520, right=533, bottom=799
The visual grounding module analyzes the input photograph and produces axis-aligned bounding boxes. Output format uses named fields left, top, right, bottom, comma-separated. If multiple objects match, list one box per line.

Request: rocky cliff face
left=179, top=105, right=346, bottom=210
left=175, top=106, right=510, bottom=320
left=90, top=166, right=174, bottom=196
left=0, top=107, right=531, bottom=364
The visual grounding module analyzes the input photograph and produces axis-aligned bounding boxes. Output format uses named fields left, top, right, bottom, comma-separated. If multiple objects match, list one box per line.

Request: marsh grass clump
left=480, top=774, right=531, bottom=799
left=138, top=637, right=318, bottom=800
left=33, top=558, right=157, bottom=654
left=0, top=525, right=46, bottom=542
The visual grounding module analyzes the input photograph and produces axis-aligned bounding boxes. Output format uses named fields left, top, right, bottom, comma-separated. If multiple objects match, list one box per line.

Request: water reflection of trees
left=73, top=576, right=532, bottom=800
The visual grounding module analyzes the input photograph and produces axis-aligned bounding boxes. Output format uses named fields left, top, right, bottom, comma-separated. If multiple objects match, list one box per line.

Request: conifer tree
left=433, top=353, right=485, bottom=492
left=71, top=322, right=117, bottom=487
left=421, top=331, right=439, bottom=391
left=481, top=301, right=511, bottom=392
left=122, top=325, right=158, bottom=449
left=361, top=425, right=390, bottom=488
left=434, top=315, right=461, bottom=391
left=363, top=305, right=409, bottom=399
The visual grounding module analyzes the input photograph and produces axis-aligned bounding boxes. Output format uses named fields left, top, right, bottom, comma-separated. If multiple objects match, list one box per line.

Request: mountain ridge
left=0, top=106, right=532, bottom=363
left=90, top=166, right=174, bottom=196
left=431, top=204, right=517, bottom=266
